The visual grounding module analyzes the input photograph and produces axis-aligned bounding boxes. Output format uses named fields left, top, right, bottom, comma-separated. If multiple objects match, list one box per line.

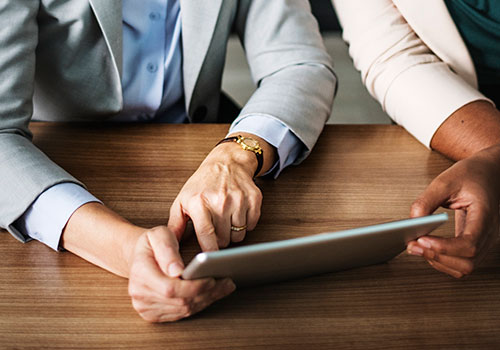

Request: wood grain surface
left=1, top=123, right=499, bottom=350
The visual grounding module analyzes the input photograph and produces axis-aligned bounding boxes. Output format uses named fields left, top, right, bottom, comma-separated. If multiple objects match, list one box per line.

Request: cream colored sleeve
left=332, top=0, right=490, bottom=147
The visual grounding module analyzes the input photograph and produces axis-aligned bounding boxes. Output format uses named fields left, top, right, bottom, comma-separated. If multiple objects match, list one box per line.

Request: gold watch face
left=237, top=136, right=262, bottom=154
left=240, top=137, right=259, bottom=150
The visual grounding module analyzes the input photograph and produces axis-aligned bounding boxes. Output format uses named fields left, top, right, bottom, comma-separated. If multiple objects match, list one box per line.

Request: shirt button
left=147, top=63, right=158, bottom=73
left=149, top=12, right=161, bottom=21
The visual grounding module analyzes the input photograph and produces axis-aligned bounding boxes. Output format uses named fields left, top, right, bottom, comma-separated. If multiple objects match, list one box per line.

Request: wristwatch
left=216, top=135, right=263, bottom=177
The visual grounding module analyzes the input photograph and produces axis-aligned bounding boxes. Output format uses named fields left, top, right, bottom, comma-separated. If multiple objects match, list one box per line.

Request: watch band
left=216, top=135, right=264, bottom=178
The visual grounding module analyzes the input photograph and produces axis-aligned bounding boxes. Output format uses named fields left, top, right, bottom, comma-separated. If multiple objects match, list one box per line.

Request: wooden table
left=1, top=123, right=499, bottom=349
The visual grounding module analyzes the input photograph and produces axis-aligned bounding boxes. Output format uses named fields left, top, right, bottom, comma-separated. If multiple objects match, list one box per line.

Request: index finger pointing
left=188, top=199, right=219, bottom=252
left=168, top=199, right=188, bottom=241
left=410, top=178, right=453, bottom=218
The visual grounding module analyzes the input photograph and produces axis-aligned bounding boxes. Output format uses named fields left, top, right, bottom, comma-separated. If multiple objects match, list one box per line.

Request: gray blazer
left=0, top=0, right=336, bottom=242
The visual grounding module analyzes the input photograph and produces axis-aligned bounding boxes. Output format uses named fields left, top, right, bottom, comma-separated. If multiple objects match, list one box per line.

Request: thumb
left=148, top=227, right=185, bottom=278
left=411, top=178, right=452, bottom=218
left=168, top=199, right=188, bottom=242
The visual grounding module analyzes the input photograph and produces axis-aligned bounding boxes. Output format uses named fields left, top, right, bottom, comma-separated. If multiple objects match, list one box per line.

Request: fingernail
left=408, top=246, right=424, bottom=256
left=167, top=262, right=184, bottom=277
left=418, top=238, right=432, bottom=249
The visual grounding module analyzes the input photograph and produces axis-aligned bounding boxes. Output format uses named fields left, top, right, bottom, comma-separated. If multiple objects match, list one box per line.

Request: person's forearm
left=430, top=100, right=500, bottom=161
left=61, top=202, right=144, bottom=277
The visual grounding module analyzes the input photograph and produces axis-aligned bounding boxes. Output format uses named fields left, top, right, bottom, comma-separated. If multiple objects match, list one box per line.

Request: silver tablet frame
left=182, top=213, right=448, bottom=286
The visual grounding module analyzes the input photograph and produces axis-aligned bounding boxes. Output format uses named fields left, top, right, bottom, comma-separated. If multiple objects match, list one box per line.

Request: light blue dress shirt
left=16, top=0, right=302, bottom=251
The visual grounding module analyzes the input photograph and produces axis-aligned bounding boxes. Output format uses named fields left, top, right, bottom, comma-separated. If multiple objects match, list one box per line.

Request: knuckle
left=468, top=246, right=478, bottom=258
left=248, top=208, right=260, bottom=225
left=128, top=286, right=142, bottom=300
left=128, top=274, right=146, bottom=297
left=199, top=226, right=216, bottom=238
left=131, top=300, right=147, bottom=314
left=178, top=297, right=190, bottom=307
left=436, top=245, right=447, bottom=255
left=410, top=198, right=427, bottom=217
left=249, top=193, right=262, bottom=210
left=171, top=313, right=188, bottom=322
left=462, top=262, right=474, bottom=276
left=163, top=284, right=176, bottom=298
left=423, top=248, right=436, bottom=261
left=194, top=279, right=214, bottom=294
left=148, top=225, right=167, bottom=234
left=178, top=304, right=193, bottom=318
left=464, top=241, right=478, bottom=258
left=231, top=191, right=245, bottom=207
left=432, top=176, right=450, bottom=191
left=252, top=187, right=263, bottom=203
left=429, top=251, right=439, bottom=262
left=253, top=205, right=262, bottom=218
left=128, top=278, right=140, bottom=294
left=142, top=313, right=161, bottom=323
left=189, top=194, right=206, bottom=210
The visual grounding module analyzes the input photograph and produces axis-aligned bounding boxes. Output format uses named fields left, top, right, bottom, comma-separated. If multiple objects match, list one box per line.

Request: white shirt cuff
left=229, top=114, right=304, bottom=178
left=14, top=183, right=101, bottom=251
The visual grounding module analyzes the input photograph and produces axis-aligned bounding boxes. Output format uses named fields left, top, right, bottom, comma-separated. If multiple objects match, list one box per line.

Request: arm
left=14, top=183, right=100, bottom=250
left=332, top=0, right=500, bottom=277
left=332, top=0, right=490, bottom=147
left=62, top=202, right=235, bottom=322
left=0, top=1, right=84, bottom=240
left=0, top=2, right=233, bottom=322
left=167, top=0, right=336, bottom=250
left=234, top=0, right=336, bottom=161
left=13, top=181, right=234, bottom=322
left=430, top=100, right=500, bottom=160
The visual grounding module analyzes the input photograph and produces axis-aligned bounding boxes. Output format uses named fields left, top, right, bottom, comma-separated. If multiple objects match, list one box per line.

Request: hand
left=168, top=136, right=267, bottom=251
left=407, top=144, right=500, bottom=278
left=62, top=204, right=235, bottom=322
left=128, top=226, right=236, bottom=322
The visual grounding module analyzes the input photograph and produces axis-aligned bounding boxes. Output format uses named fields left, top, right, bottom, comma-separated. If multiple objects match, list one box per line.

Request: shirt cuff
left=229, top=114, right=304, bottom=178
left=13, top=183, right=101, bottom=251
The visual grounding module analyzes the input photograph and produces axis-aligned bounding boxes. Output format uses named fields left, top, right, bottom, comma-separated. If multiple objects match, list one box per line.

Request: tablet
left=182, top=213, right=448, bottom=286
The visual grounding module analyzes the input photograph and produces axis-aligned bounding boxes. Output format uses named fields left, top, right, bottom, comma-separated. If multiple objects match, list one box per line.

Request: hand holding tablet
left=182, top=213, right=448, bottom=286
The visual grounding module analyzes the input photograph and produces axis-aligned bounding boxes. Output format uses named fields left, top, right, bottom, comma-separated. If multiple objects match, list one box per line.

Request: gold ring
left=231, top=225, right=247, bottom=232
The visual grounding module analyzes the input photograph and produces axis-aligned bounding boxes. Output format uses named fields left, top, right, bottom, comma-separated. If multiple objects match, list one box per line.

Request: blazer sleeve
left=232, top=0, right=337, bottom=164
left=332, top=0, right=490, bottom=147
left=0, top=1, right=83, bottom=242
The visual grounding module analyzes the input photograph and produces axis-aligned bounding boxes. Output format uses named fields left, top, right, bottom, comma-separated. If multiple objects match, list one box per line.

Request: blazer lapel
left=393, top=0, right=477, bottom=87
left=88, top=0, right=123, bottom=79
left=180, top=0, right=223, bottom=112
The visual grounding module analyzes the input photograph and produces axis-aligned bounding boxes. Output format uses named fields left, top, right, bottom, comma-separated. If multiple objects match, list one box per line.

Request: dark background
left=309, top=0, right=340, bottom=31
